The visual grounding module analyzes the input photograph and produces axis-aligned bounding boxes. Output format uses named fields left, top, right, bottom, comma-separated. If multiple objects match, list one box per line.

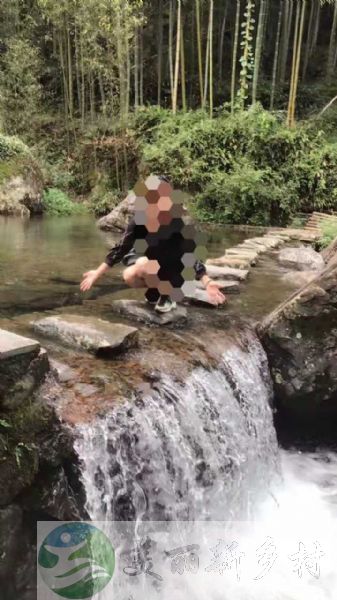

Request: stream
left=1, top=215, right=336, bottom=599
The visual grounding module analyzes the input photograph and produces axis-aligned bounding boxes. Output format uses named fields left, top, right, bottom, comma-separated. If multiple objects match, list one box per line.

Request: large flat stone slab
left=0, top=329, right=40, bottom=360
left=206, top=256, right=250, bottom=269
left=32, top=314, right=138, bottom=355
left=111, top=300, right=188, bottom=326
left=206, top=265, right=249, bottom=282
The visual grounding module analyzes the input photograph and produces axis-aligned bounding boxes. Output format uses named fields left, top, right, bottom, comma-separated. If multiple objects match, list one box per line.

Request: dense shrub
left=89, top=184, right=122, bottom=217
left=0, top=134, right=30, bottom=161
left=138, top=104, right=337, bottom=225
left=42, top=188, right=87, bottom=216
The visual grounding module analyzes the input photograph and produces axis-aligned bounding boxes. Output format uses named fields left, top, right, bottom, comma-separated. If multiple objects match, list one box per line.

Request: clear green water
left=0, top=215, right=295, bottom=321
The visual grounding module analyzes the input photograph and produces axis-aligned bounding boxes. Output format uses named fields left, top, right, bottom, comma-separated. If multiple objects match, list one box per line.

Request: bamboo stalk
left=270, top=0, right=284, bottom=109
left=231, top=0, right=241, bottom=113
left=172, top=0, right=182, bottom=114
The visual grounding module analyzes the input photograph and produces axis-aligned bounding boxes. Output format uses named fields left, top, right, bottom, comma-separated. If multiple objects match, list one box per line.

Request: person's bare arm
left=200, top=274, right=226, bottom=305
left=80, top=262, right=110, bottom=292
left=80, top=218, right=136, bottom=292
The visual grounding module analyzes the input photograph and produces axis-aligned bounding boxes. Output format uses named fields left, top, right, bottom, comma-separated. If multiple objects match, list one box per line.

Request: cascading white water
left=75, top=331, right=278, bottom=522
left=74, top=332, right=337, bottom=599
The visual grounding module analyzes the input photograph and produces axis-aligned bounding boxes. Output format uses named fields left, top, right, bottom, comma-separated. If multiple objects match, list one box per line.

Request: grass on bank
left=320, top=219, right=337, bottom=249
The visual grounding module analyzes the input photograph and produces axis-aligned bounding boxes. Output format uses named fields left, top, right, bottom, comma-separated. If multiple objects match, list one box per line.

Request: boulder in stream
left=98, top=193, right=134, bottom=231
left=278, top=246, right=324, bottom=272
left=111, top=299, right=188, bottom=326
left=32, top=314, right=138, bottom=355
left=259, top=257, right=337, bottom=426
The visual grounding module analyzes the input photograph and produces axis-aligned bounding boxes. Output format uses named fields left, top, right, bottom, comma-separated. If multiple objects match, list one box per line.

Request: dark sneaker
left=155, top=295, right=177, bottom=313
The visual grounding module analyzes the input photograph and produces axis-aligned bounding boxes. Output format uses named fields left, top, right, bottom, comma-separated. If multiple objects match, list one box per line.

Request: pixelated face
left=130, top=176, right=207, bottom=303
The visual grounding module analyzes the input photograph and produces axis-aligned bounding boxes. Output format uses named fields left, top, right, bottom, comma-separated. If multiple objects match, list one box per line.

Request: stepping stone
left=261, top=236, right=286, bottom=247
left=206, top=256, right=250, bottom=269
left=0, top=329, right=40, bottom=360
left=185, top=289, right=218, bottom=308
left=206, top=265, right=249, bottom=282
left=196, top=280, right=240, bottom=294
left=32, top=314, right=138, bottom=355
left=238, top=241, right=267, bottom=253
left=111, top=300, right=188, bottom=326
left=225, top=249, right=258, bottom=265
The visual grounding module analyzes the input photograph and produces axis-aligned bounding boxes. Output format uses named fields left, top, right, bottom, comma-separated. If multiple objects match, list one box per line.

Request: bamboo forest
left=0, top=0, right=337, bottom=225
left=3, top=3, right=337, bottom=600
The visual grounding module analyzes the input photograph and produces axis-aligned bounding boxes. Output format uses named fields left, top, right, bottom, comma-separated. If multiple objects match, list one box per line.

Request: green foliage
left=0, top=134, right=30, bottom=162
left=319, top=219, right=337, bottom=248
left=138, top=104, right=337, bottom=225
left=89, top=187, right=122, bottom=217
left=0, top=38, right=42, bottom=135
left=42, top=188, right=87, bottom=216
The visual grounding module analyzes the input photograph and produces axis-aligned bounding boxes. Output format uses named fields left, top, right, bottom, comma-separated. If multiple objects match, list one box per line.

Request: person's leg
left=123, top=257, right=160, bottom=289
left=123, top=257, right=148, bottom=288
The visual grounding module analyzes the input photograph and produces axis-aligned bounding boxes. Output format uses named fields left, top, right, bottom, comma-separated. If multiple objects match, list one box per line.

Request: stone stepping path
left=198, top=220, right=324, bottom=307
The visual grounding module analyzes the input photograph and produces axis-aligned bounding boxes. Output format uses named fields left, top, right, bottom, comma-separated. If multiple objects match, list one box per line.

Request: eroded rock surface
left=259, top=258, right=337, bottom=425
left=111, top=299, right=188, bottom=326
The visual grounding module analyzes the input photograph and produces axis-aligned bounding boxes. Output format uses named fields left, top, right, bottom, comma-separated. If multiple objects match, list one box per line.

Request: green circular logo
left=38, top=523, right=115, bottom=599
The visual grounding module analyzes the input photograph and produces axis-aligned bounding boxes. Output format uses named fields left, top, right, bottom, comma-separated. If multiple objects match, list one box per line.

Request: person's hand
left=80, top=270, right=99, bottom=292
left=206, top=281, right=227, bottom=305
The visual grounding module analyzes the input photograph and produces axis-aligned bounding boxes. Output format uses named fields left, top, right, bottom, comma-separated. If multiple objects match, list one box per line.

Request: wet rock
left=111, top=299, right=188, bottom=326
left=0, top=446, right=39, bottom=506
left=98, top=194, right=134, bottom=231
left=1, top=348, right=49, bottom=410
left=32, top=314, right=139, bottom=355
left=0, top=331, right=50, bottom=408
left=50, top=359, right=77, bottom=383
left=206, top=265, right=249, bottom=282
left=74, top=382, right=99, bottom=397
left=0, top=505, right=23, bottom=579
left=258, top=258, right=337, bottom=424
left=278, top=247, right=324, bottom=271
left=0, top=329, right=40, bottom=360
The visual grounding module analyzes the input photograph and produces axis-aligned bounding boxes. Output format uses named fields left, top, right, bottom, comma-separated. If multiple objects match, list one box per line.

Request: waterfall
left=75, top=330, right=278, bottom=523
left=73, top=331, right=337, bottom=599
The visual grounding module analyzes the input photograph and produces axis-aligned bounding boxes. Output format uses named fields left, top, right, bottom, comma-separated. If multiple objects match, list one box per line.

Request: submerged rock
left=278, top=246, right=324, bottom=271
left=259, top=258, right=337, bottom=425
left=111, top=299, right=188, bottom=326
left=281, top=270, right=316, bottom=288
left=32, top=314, right=139, bottom=355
